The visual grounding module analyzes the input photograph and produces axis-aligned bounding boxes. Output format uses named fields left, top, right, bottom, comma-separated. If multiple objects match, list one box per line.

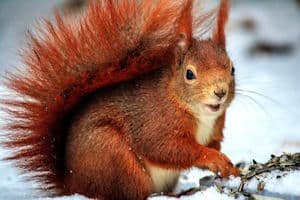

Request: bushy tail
left=0, top=0, right=217, bottom=193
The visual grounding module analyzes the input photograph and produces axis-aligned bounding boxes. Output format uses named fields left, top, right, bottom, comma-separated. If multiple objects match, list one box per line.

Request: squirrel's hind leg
left=64, top=125, right=152, bottom=200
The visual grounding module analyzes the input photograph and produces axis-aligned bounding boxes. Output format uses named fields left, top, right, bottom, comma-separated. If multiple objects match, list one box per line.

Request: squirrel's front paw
left=198, top=149, right=240, bottom=178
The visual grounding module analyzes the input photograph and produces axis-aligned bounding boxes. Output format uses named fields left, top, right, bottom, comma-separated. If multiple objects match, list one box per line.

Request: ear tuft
left=176, top=33, right=189, bottom=54
left=213, top=0, right=230, bottom=49
left=176, top=0, right=193, bottom=53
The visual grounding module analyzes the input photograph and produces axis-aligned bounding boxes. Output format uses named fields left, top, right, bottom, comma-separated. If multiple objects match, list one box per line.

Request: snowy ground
left=0, top=0, right=300, bottom=199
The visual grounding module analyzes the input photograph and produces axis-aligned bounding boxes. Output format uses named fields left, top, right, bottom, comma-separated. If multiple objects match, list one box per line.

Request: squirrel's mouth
left=206, top=104, right=221, bottom=112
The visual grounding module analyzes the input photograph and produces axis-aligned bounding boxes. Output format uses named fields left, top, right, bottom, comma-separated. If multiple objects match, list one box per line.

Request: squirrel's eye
left=231, top=67, right=235, bottom=76
left=186, top=69, right=196, bottom=80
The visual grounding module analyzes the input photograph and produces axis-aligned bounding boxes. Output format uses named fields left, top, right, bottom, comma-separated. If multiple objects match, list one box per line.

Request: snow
left=0, top=0, right=300, bottom=199
left=219, top=170, right=300, bottom=196
left=263, top=171, right=300, bottom=195
left=150, top=187, right=244, bottom=200
left=42, top=194, right=88, bottom=200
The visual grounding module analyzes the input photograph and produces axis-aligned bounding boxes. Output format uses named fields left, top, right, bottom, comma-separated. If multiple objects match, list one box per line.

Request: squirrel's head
left=171, top=39, right=235, bottom=117
left=170, top=0, right=234, bottom=116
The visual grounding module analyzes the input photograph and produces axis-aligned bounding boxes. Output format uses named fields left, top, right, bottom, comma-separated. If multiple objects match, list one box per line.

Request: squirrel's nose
left=214, top=90, right=226, bottom=99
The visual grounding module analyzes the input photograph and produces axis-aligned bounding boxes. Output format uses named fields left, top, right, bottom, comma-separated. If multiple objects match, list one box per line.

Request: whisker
left=236, top=88, right=279, bottom=105
left=235, top=92, right=273, bottom=120
left=235, top=78, right=273, bottom=86
left=191, top=92, right=207, bottom=100
left=235, top=75, right=256, bottom=82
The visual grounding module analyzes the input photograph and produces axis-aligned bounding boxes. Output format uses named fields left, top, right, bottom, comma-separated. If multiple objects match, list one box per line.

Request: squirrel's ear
left=212, top=0, right=230, bottom=49
left=173, top=33, right=187, bottom=72
left=175, top=0, right=193, bottom=54
left=175, top=33, right=189, bottom=55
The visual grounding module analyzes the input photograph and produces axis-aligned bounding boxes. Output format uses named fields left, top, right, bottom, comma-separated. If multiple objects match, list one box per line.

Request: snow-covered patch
left=41, top=194, right=88, bottom=200
left=200, top=153, right=300, bottom=199
left=221, top=170, right=300, bottom=197
left=149, top=187, right=244, bottom=200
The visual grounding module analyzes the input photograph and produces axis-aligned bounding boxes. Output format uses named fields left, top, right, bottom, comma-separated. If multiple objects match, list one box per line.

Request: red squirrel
left=1, top=0, right=239, bottom=199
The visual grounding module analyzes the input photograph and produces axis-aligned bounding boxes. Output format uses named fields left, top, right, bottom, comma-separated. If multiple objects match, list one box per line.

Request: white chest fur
left=195, top=113, right=217, bottom=145
left=145, top=161, right=180, bottom=193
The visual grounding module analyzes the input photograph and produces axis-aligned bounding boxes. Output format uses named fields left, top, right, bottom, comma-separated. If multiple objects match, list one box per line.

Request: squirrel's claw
left=197, top=149, right=240, bottom=178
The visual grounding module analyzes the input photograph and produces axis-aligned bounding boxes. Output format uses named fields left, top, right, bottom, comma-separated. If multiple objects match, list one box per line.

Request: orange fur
left=213, top=0, right=230, bottom=48
left=1, top=0, right=238, bottom=199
